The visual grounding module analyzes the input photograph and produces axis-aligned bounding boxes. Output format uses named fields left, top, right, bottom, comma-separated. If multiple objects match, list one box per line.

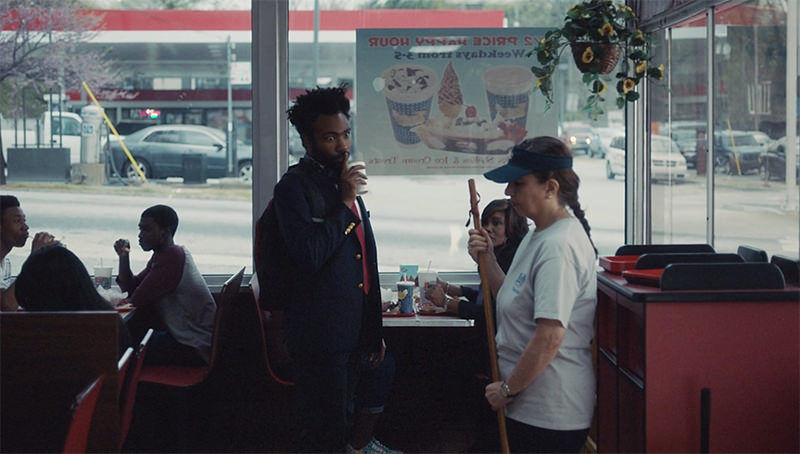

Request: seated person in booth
left=426, top=198, right=529, bottom=316
left=1, top=195, right=60, bottom=311
left=114, top=204, right=216, bottom=367
left=470, top=137, right=597, bottom=453
left=275, top=86, right=396, bottom=453
left=14, top=244, right=132, bottom=359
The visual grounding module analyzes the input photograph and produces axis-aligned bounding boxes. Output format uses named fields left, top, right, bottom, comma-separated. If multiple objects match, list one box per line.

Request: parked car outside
left=759, top=136, right=800, bottom=181
left=605, top=135, right=687, bottom=182
left=561, top=124, right=595, bottom=155
left=106, top=124, right=253, bottom=181
left=590, top=127, right=624, bottom=159
left=713, top=130, right=766, bottom=175
left=288, top=127, right=305, bottom=165
left=749, top=130, right=773, bottom=147
left=113, top=120, right=159, bottom=136
left=669, top=128, right=699, bottom=169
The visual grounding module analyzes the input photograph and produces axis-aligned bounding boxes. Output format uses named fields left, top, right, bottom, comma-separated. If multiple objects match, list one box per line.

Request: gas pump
left=72, top=104, right=106, bottom=184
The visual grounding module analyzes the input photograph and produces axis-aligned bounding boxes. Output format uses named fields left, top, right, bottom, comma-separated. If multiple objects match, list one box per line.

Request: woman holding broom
left=468, top=136, right=597, bottom=453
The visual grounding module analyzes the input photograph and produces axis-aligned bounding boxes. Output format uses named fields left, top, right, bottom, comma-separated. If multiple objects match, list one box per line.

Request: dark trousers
left=506, top=417, right=589, bottom=453
left=293, top=351, right=360, bottom=452
left=146, top=330, right=205, bottom=366
left=124, top=304, right=205, bottom=367
left=355, top=352, right=395, bottom=413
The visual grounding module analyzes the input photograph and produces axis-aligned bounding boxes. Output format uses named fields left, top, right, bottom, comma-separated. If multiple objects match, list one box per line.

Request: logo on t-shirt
left=511, top=272, right=527, bottom=294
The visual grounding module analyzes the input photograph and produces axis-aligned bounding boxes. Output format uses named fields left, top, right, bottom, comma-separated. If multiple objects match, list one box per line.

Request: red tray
left=621, top=268, right=664, bottom=287
left=417, top=308, right=449, bottom=316
left=382, top=311, right=415, bottom=317
left=599, top=255, right=640, bottom=274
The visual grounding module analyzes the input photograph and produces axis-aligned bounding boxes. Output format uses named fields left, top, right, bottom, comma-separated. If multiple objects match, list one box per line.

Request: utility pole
left=312, top=0, right=319, bottom=87
left=227, top=34, right=234, bottom=177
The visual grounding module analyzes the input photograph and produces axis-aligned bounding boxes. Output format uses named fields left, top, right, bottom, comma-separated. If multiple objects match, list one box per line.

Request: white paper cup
left=349, top=160, right=368, bottom=195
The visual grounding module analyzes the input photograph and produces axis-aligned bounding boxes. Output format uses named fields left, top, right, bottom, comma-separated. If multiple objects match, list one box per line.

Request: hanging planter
left=570, top=42, right=621, bottom=74
left=528, top=0, right=664, bottom=119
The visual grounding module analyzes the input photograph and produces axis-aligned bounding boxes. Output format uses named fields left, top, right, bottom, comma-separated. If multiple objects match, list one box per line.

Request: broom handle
left=468, top=179, right=510, bottom=454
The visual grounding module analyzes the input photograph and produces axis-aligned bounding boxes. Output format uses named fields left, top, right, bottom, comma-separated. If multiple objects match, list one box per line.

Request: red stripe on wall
left=84, top=9, right=504, bottom=32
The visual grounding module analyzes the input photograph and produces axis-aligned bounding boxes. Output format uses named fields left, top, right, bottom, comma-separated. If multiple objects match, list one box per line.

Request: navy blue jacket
left=273, top=157, right=382, bottom=356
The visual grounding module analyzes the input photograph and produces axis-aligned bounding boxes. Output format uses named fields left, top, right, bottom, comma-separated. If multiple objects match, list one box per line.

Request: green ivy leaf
left=531, top=66, right=549, bottom=77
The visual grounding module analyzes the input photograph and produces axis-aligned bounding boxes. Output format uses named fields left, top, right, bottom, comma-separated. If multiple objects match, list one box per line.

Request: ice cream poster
left=355, top=27, right=558, bottom=176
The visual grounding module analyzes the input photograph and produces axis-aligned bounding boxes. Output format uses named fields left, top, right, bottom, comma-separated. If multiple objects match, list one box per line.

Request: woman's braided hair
left=518, top=136, right=597, bottom=256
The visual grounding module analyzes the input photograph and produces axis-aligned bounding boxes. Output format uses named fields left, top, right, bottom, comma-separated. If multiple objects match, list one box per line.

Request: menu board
left=355, top=27, right=558, bottom=175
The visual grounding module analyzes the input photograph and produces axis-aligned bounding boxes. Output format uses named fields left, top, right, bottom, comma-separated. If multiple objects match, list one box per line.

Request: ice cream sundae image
left=381, top=64, right=438, bottom=146
left=412, top=61, right=526, bottom=155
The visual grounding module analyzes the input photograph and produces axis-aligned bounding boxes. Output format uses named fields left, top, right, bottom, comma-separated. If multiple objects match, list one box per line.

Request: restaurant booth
left=2, top=0, right=799, bottom=452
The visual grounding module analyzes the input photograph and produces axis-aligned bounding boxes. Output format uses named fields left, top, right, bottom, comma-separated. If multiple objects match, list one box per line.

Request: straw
left=426, top=260, right=432, bottom=272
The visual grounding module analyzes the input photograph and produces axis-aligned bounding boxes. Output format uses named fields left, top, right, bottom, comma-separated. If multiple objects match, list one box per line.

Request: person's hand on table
left=426, top=284, right=447, bottom=308
left=114, top=239, right=131, bottom=257
left=485, top=380, right=513, bottom=411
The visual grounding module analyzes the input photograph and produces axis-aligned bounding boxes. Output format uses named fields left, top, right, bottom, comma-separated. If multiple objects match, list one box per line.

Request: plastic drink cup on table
left=93, top=266, right=112, bottom=289
left=417, top=270, right=438, bottom=304
left=397, top=281, right=415, bottom=314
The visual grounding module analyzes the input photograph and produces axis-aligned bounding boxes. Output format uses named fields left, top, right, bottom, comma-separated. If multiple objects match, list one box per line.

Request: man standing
left=277, top=86, right=390, bottom=452
left=0, top=195, right=59, bottom=311
left=114, top=204, right=216, bottom=366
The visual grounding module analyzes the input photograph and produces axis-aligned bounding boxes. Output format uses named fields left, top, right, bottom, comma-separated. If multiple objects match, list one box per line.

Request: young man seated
left=1, top=195, right=60, bottom=311
left=114, top=204, right=216, bottom=366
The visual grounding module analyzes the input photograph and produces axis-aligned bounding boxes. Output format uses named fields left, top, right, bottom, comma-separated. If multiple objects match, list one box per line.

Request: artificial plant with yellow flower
left=529, top=0, right=664, bottom=119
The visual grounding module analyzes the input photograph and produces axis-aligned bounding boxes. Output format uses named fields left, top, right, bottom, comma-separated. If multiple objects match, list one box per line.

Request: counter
left=596, top=271, right=799, bottom=452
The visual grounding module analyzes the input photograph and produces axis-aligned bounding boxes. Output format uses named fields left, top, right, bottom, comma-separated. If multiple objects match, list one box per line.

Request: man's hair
left=141, top=204, right=179, bottom=236
left=0, top=195, right=20, bottom=217
left=286, top=85, right=350, bottom=138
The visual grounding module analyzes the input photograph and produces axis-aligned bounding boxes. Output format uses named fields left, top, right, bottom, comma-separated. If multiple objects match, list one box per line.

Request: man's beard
left=311, top=145, right=347, bottom=169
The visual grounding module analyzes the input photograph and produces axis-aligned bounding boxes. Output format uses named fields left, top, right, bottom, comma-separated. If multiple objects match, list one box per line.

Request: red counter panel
left=596, top=271, right=800, bottom=453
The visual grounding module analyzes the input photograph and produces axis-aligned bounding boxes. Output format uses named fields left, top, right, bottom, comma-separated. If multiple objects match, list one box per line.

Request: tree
left=0, top=1, right=117, bottom=184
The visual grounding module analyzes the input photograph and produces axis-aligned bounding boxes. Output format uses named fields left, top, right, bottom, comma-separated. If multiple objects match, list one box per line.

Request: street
left=5, top=156, right=797, bottom=278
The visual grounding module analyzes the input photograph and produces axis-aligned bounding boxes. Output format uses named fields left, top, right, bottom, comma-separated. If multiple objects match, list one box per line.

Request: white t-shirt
left=495, top=217, right=597, bottom=430
left=0, top=256, right=14, bottom=291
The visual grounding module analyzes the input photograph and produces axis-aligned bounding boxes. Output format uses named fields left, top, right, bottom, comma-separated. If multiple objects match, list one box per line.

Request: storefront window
left=647, top=0, right=798, bottom=258
left=650, top=21, right=710, bottom=245
left=712, top=1, right=797, bottom=255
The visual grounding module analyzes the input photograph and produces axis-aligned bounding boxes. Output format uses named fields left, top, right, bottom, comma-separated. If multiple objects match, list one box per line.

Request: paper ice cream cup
left=482, top=66, right=533, bottom=129
left=381, top=64, right=438, bottom=146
